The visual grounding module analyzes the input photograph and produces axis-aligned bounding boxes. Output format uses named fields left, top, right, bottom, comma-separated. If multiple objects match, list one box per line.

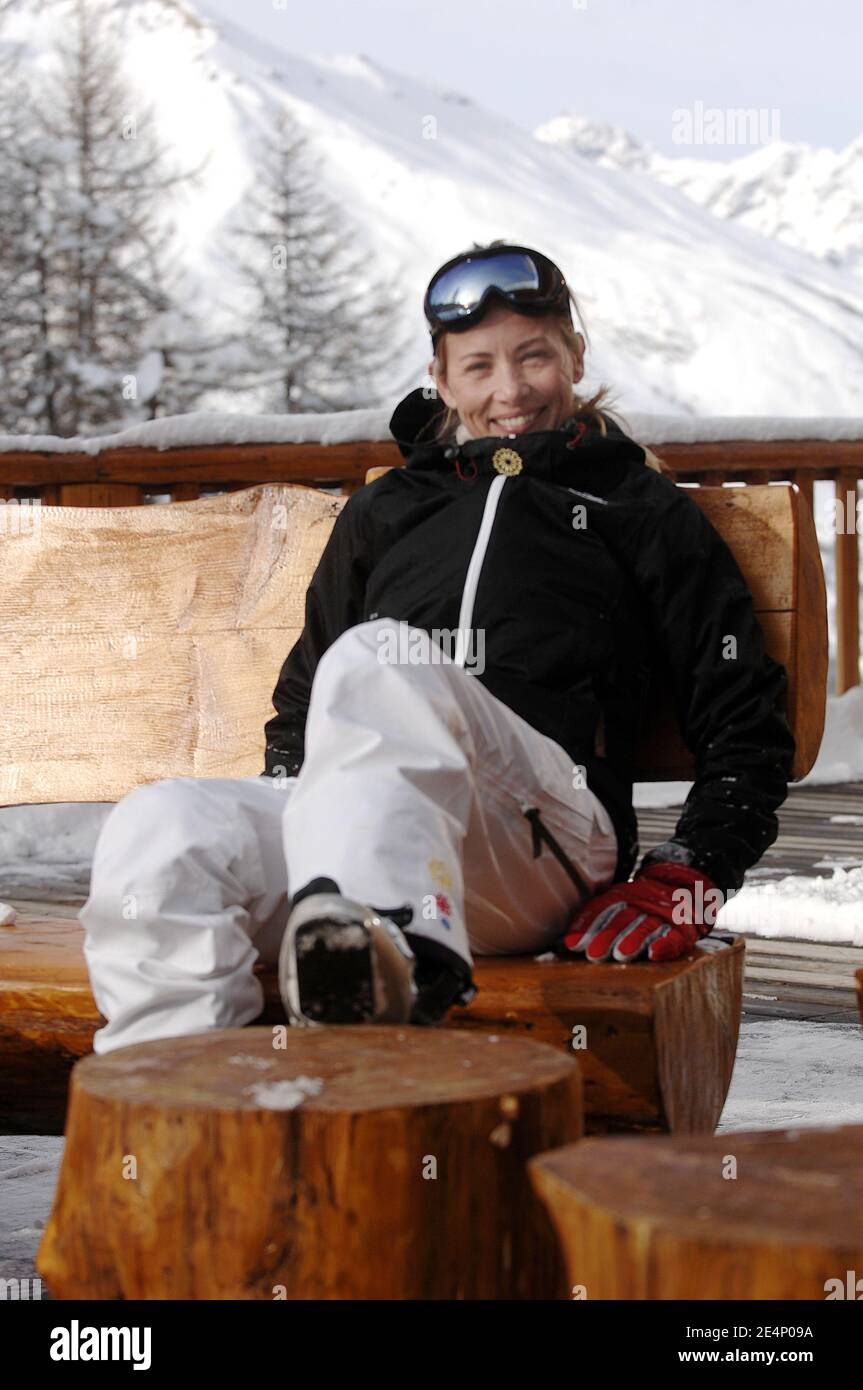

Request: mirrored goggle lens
left=427, top=252, right=548, bottom=322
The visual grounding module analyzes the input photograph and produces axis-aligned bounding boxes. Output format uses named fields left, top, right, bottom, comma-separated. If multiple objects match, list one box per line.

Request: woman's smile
left=489, top=406, right=546, bottom=435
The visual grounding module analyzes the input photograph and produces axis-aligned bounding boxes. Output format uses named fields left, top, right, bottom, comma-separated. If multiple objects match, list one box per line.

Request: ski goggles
left=424, top=245, right=572, bottom=344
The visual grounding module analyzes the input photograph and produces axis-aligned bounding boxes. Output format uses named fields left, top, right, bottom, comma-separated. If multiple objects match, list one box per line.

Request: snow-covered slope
left=4, top=0, right=863, bottom=415
left=536, top=114, right=863, bottom=274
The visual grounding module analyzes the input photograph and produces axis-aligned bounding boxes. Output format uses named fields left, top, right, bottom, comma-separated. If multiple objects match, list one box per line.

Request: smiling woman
left=79, top=237, right=796, bottom=1055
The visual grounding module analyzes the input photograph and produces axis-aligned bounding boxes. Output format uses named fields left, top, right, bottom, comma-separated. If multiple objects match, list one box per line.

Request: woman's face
left=430, top=302, right=585, bottom=440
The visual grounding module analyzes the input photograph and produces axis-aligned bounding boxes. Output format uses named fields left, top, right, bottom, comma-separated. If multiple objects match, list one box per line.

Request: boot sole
left=293, top=918, right=376, bottom=1024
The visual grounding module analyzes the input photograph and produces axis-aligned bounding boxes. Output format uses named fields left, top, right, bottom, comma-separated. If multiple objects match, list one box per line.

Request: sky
left=200, top=0, right=861, bottom=158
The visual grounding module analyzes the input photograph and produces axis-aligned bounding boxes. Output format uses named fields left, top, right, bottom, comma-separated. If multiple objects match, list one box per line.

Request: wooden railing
left=1, top=434, right=860, bottom=693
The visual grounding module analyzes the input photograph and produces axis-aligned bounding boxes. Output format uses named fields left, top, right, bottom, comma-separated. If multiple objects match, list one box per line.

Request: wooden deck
left=637, top=779, right=863, bottom=1024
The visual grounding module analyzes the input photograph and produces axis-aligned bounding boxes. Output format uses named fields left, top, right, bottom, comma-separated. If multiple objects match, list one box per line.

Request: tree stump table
left=528, top=1124, right=863, bottom=1300
left=37, top=1025, right=582, bottom=1300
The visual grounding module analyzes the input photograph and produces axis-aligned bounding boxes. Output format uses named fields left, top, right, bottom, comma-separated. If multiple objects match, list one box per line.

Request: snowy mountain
left=536, top=114, right=863, bottom=274
left=4, top=0, right=863, bottom=415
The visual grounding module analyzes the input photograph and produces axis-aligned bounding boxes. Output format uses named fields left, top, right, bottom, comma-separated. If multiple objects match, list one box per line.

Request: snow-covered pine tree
left=130, top=303, right=262, bottom=422
left=221, top=105, right=412, bottom=413
left=0, top=0, right=217, bottom=435
left=0, top=27, right=45, bottom=433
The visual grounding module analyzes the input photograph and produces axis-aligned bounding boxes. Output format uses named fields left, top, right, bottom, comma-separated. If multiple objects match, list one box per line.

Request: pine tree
left=222, top=105, right=412, bottom=413
left=0, top=33, right=37, bottom=430
left=0, top=0, right=216, bottom=435
left=130, top=305, right=252, bottom=421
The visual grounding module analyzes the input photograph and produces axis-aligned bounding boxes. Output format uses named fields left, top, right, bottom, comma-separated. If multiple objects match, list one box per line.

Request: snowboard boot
left=279, top=877, right=477, bottom=1028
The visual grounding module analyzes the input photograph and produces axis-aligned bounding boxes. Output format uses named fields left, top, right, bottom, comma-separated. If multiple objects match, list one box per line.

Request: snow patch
left=718, top=1020, right=863, bottom=1131
left=0, top=406, right=397, bottom=455
left=718, top=866, right=863, bottom=944
left=244, top=1076, right=325, bottom=1109
left=798, top=686, right=863, bottom=785
left=296, top=922, right=367, bottom=952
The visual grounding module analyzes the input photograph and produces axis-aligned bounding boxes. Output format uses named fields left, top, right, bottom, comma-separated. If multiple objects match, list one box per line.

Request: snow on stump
left=446, top=940, right=744, bottom=1134
left=37, top=1025, right=582, bottom=1300
left=528, top=1124, right=863, bottom=1300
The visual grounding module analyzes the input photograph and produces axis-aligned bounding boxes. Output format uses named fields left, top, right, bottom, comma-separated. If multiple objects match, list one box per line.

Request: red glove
left=559, top=861, right=721, bottom=964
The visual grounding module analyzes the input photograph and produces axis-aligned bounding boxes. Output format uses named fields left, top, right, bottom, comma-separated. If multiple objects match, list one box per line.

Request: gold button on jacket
left=491, top=447, right=523, bottom=476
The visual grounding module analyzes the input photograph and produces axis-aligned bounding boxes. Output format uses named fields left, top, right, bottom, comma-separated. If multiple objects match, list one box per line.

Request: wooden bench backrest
left=637, top=482, right=826, bottom=780
left=0, top=479, right=825, bottom=806
left=0, top=485, right=339, bottom=805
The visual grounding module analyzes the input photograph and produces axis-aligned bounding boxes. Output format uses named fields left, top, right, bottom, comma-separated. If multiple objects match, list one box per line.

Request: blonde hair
left=426, top=241, right=671, bottom=477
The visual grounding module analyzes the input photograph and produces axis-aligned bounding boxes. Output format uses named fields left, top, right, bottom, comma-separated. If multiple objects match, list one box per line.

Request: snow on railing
left=1, top=408, right=863, bottom=455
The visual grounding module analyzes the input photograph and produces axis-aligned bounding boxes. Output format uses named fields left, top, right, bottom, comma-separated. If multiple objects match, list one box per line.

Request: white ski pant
left=81, top=618, right=619, bottom=1053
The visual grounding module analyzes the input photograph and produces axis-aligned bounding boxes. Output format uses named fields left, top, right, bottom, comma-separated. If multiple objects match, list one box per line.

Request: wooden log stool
left=37, top=1025, right=582, bottom=1300
left=528, top=1124, right=863, bottom=1300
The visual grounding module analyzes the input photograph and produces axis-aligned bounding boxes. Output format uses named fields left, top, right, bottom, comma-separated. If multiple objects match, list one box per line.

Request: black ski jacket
left=262, top=389, right=796, bottom=897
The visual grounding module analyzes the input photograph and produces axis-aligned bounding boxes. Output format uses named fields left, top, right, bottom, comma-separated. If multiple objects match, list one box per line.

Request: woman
left=81, top=241, right=796, bottom=1050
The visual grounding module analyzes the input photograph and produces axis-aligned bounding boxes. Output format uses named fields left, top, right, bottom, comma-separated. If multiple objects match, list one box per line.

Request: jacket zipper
left=454, top=473, right=507, bottom=668
left=451, top=467, right=595, bottom=903
left=521, top=803, right=592, bottom=900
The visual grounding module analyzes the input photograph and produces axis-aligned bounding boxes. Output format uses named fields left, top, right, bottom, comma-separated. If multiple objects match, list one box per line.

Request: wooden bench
left=0, top=480, right=827, bottom=1135
left=0, top=910, right=743, bottom=1136
left=528, top=1124, right=863, bottom=1299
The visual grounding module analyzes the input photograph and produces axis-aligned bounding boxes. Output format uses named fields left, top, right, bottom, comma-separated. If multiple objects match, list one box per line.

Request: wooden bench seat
left=0, top=910, right=743, bottom=1137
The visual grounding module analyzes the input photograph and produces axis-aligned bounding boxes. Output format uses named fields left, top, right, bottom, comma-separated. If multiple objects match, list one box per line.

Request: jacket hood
left=389, top=387, right=448, bottom=458
left=387, top=386, right=647, bottom=481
